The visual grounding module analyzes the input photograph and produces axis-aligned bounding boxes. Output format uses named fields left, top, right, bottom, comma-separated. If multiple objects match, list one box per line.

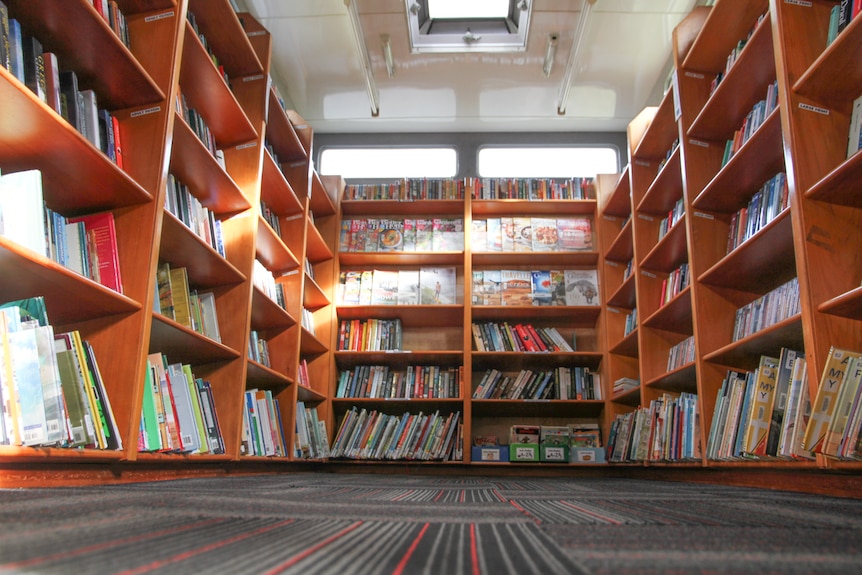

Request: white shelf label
left=694, top=211, right=715, bottom=220
left=145, top=11, right=174, bottom=22
left=689, top=139, right=710, bottom=148
left=131, top=106, right=161, bottom=117
left=638, top=214, right=655, bottom=221
left=785, top=0, right=812, bottom=6
left=243, top=74, right=265, bottom=82
left=641, top=270, right=657, bottom=278
left=237, top=141, right=258, bottom=150
left=684, top=71, right=705, bottom=79
left=799, top=102, right=830, bottom=115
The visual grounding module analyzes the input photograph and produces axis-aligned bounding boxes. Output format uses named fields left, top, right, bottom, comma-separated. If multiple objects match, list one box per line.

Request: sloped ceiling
left=237, top=0, right=697, bottom=133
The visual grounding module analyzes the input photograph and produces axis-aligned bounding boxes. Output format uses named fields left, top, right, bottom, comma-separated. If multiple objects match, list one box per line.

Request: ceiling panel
left=238, top=0, right=697, bottom=133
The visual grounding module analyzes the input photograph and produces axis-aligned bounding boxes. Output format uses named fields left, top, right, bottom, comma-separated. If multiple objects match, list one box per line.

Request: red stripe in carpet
left=115, top=519, right=297, bottom=575
left=559, top=500, right=623, bottom=524
left=262, top=521, right=364, bottom=575
left=391, top=522, right=429, bottom=575
left=0, top=517, right=226, bottom=570
left=470, top=523, right=480, bottom=575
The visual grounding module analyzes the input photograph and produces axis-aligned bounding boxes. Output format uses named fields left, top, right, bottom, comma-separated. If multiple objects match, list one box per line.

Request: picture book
left=419, top=267, right=457, bottom=305
left=563, top=269, right=600, bottom=306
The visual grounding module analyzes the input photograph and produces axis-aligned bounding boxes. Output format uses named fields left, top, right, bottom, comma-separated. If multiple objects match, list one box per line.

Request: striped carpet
left=1, top=473, right=861, bottom=574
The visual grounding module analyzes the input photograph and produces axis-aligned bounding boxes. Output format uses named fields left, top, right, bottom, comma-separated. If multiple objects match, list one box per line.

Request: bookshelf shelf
left=818, top=286, right=862, bottom=321
left=639, top=220, right=688, bottom=273
left=266, top=92, right=308, bottom=162
left=261, top=154, right=303, bottom=215
left=159, top=214, right=245, bottom=286
left=636, top=148, right=682, bottom=215
left=339, top=251, right=464, bottom=267
left=246, top=360, right=294, bottom=389
left=687, top=13, right=774, bottom=141
left=471, top=199, right=597, bottom=217
left=150, top=314, right=241, bottom=364
left=681, top=0, right=768, bottom=72
left=642, top=288, right=692, bottom=332
left=471, top=305, right=600, bottom=325
left=472, top=251, right=599, bottom=267
left=607, top=273, right=637, bottom=309
left=334, top=350, right=464, bottom=368
left=805, top=151, right=862, bottom=208
left=609, top=326, right=639, bottom=357
left=251, top=287, right=296, bottom=329
left=604, top=218, right=633, bottom=262
left=179, top=25, right=257, bottom=147
left=256, top=222, right=300, bottom=273
left=793, top=14, right=862, bottom=107
left=341, top=199, right=464, bottom=217
left=697, top=211, right=795, bottom=292
left=471, top=352, right=603, bottom=372
left=702, top=315, right=804, bottom=370
left=643, top=362, right=697, bottom=393
left=188, top=0, right=263, bottom=78
left=471, top=399, right=604, bottom=419
left=632, top=88, right=677, bottom=161
left=5, top=0, right=165, bottom=109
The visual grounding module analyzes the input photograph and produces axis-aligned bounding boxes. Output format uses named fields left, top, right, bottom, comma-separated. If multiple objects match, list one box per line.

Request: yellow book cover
left=743, top=355, right=779, bottom=457
left=803, top=347, right=862, bottom=453
left=822, top=357, right=862, bottom=457
left=169, top=266, right=192, bottom=329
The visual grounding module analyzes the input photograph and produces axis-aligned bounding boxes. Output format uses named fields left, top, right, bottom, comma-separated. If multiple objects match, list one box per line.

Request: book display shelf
left=1, top=0, right=861, bottom=492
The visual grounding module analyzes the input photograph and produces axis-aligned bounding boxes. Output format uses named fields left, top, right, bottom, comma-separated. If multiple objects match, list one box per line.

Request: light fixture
left=344, top=0, right=380, bottom=117
left=542, top=32, right=558, bottom=78
left=381, top=34, right=396, bottom=78
left=557, top=0, right=596, bottom=115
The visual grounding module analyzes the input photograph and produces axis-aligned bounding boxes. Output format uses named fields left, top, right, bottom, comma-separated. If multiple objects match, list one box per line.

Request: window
left=319, top=148, right=457, bottom=179
left=478, top=146, right=619, bottom=178
left=405, top=0, right=531, bottom=53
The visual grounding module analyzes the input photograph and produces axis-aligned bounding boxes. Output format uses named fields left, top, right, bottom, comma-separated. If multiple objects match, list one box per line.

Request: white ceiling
left=237, top=0, right=698, bottom=134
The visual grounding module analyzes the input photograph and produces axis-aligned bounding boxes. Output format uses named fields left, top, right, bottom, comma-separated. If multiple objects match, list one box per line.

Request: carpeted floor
left=0, top=472, right=861, bottom=574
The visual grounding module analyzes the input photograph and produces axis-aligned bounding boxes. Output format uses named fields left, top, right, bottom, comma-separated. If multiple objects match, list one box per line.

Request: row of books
left=474, top=366, right=601, bottom=401
left=827, top=0, right=861, bottom=47
left=330, top=407, right=462, bottom=461
left=260, top=199, right=282, bottom=236
left=175, top=89, right=219, bottom=159
left=472, top=269, right=600, bottom=307
left=706, top=349, right=803, bottom=461
left=0, top=169, right=124, bottom=293
left=248, top=330, right=270, bottom=367
left=90, top=0, right=132, bottom=49
left=335, top=364, right=461, bottom=399
left=623, top=307, right=638, bottom=337
left=612, top=377, right=639, bottom=398
left=471, top=322, right=575, bottom=353
left=726, top=173, right=789, bottom=254
left=709, top=12, right=767, bottom=95
left=657, top=198, right=684, bottom=242
left=339, top=217, right=464, bottom=253
left=341, top=177, right=595, bottom=201
left=656, top=139, right=679, bottom=174
left=0, top=13, right=126, bottom=169
left=301, top=307, right=315, bottom=335
left=295, top=401, right=330, bottom=459
left=722, top=80, right=780, bottom=167
left=667, top=335, right=695, bottom=372
left=608, top=392, right=700, bottom=463
left=805, top=347, right=862, bottom=460
left=140, top=353, right=224, bottom=454
left=338, top=267, right=457, bottom=306
left=344, top=179, right=468, bottom=201
left=732, top=277, right=800, bottom=342
left=187, top=10, right=231, bottom=88
left=659, top=262, right=689, bottom=307
left=471, top=177, right=595, bottom=200
left=156, top=262, right=222, bottom=343
left=337, top=318, right=403, bottom=352
left=241, top=388, right=287, bottom=457
left=166, top=173, right=226, bottom=258
left=252, top=259, right=287, bottom=310
left=0, top=297, right=121, bottom=450
left=471, top=216, right=593, bottom=253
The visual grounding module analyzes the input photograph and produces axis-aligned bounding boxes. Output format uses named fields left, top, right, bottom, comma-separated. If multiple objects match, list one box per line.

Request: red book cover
left=67, top=211, right=123, bottom=293
left=111, top=115, right=123, bottom=170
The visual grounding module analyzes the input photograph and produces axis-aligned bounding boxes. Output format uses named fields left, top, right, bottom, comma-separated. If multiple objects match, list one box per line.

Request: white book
left=563, top=269, right=600, bottom=306
left=0, top=169, right=47, bottom=257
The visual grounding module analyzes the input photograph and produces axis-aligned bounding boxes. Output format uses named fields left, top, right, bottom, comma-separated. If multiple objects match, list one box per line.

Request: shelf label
left=784, top=0, right=812, bottom=6
left=285, top=213, right=303, bottom=221
left=247, top=30, right=267, bottom=37
left=130, top=106, right=161, bottom=117
left=607, top=260, right=620, bottom=267
left=281, top=269, right=300, bottom=277
left=243, top=74, right=265, bottom=82
left=688, top=139, right=709, bottom=148
left=602, top=215, right=618, bottom=222
left=641, top=270, right=657, bottom=278
left=694, top=211, right=715, bottom=220
left=634, top=160, right=651, bottom=167
left=524, top=399, right=549, bottom=403
left=288, top=160, right=306, bottom=168
left=799, top=102, right=829, bottom=115
left=145, top=11, right=174, bottom=22
left=608, top=307, right=621, bottom=314
left=638, top=214, right=654, bottom=221
left=684, top=71, right=705, bottom=79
